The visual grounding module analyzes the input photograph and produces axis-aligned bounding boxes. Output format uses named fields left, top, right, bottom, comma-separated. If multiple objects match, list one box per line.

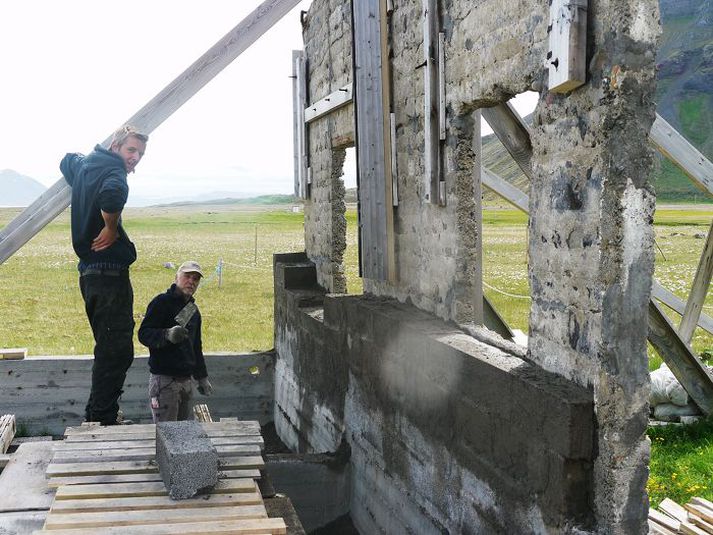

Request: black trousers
left=79, top=272, right=135, bottom=424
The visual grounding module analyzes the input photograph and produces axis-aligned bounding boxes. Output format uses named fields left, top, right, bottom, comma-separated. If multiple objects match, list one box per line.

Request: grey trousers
left=149, top=374, right=193, bottom=422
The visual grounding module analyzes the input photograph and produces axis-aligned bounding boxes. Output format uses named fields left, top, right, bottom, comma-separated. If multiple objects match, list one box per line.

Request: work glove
left=197, top=378, right=213, bottom=396
left=165, top=325, right=189, bottom=344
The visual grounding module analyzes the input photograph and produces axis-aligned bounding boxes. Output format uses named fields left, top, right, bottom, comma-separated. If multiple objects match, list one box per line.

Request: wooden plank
left=652, top=280, right=713, bottom=335
left=49, top=492, right=263, bottom=513
left=659, top=497, right=689, bottom=523
left=679, top=220, right=713, bottom=343
left=55, top=435, right=264, bottom=450
left=422, top=0, right=440, bottom=203
left=648, top=300, right=713, bottom=415
left=438, top=32, right=446, bottom=141
left=304, top=84, right=353, bottom=123
left=650, top=114, right=713, bottom=198
left=55, top=479, right=257, bottom=500
left=47, top=469, right=261, bottom=488
left=547, top=0, right=588, bottom=93
left=353, top=0, right=394, bottom=281
left=481, top=103, right=533, bottom=180
left=687, top=504, right=713, bottom=527
left=44, top=504, right=267, bottom=529
left=390, top=113, right=398, bottom=207
left=648, top=519, right=679, bottom=535
left=53, top=444, right=262, bottom=463
left=0, top=0, right=302, bottom=265
left=0, top=348, right=27, bottom=360
left=0, top=414, right=16, bottom=454
left=482, top=167, right=529, bottom=213
left=0, top=453, right=11, bottom=469
left=649, top=508, right=681, bottom=532
left=31, top=517, right=287, bottom=535
left=691, top=516, right=713, bottom=535
left=691, top=498, right=713, bottom=513
left=473, top=110, right=484, bottom=324
left=47, top=456, right=264, bottom=478
left=294, top=50, right=309, bottom=199
left=64, top=421, right=261, bottom=437
left=681, top=521, right=709, bottom=535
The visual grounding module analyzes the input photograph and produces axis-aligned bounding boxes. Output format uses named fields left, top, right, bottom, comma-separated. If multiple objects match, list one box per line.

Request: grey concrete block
left=156, top=421, right=218, bottom=500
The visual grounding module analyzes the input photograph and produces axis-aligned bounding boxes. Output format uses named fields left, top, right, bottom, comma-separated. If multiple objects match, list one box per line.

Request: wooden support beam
left=473, top=110, right=484, bottom=324
left=352, top=0, right=396, bottom=281
left=423, top=0, right=441, bottom=204
left=482, top=167, right=529, bottom=213
left=481, top=103, right=533, bottom=180
left=650, top=114, right=713, bottom=198
left=304, top=84, right=353, bottom=123
left=0, top=0, right=302, bottom=265
left=652, top=280, right=713, bottom=335
left=679, top=220, right=713, bottom=343
left=648, top=300, right=713, bottom=415
left=546, top=0, right=588, bottom=93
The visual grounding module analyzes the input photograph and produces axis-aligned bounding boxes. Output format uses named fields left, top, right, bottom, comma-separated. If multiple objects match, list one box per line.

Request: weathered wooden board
left=0, top=348, right=26, bottom=360
left=53, top=444, right=262, bottom=463
left=547, top=0, right=588, bottom=93
left=47, top=456, right=265, bottom=478
left=47, top=469, right=261, bottom=488
left=44, top=504, right=267, bottom=529
left=50, top=492, right=263, bottom=514
left=305, top=84, right=353, bottom=123
left=64, top=420, right=261, bottom=436
left=55, top=479, right=258, bottom=500
left=679, top=220, right=713, bottom=343
left=652, top=280, right=713, bottom=335
left=0, top=442, right=55, bottom=512
left=31, top=517, right=287, bottom=534
left=55, top=435, right=264, bottom=450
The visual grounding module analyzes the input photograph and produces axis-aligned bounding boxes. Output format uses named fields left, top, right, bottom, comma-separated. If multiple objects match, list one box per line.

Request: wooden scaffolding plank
left=648, top=300, right=713, bottom=415
left=55, top=479, right=258, bottom=500
left=44, top=504, right=267, bottom=529
left=0, top=0, right=302, bottom=266
left=55, top=435, right=264, bottom=450
left=53, top=444, right=262, bottom=463
left=47, top=469, right=261, bottom=488
left=47, top=456, right=265, bottom=478
left=64, top=421, right=260, bottom=436
left=50, top=492, right=263, bottom=514
left=649, top=114, right=713, bottom=197
left=32, top=517, right=287, bottom=535
left=679, top=220, right=713, bottom=343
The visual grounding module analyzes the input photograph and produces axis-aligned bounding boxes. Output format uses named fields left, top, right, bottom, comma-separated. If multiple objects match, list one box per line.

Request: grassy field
left=1, top=203, right=712, bottom=507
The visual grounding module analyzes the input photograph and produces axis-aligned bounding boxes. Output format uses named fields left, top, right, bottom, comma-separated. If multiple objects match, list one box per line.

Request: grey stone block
left=156, top=421, right=218, bottom=500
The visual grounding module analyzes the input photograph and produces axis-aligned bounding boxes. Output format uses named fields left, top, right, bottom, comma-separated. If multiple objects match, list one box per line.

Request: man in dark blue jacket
left=60, top=125, right=148, bottom=425
left=138, top=261, right=213, bottom=422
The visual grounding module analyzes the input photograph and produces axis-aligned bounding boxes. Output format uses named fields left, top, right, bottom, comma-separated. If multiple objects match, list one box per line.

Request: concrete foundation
left=156, top=421, right=219, bottom=500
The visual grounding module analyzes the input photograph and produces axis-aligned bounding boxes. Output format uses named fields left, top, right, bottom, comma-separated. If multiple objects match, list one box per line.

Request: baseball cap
left=177, top=260, right=204, bottom=277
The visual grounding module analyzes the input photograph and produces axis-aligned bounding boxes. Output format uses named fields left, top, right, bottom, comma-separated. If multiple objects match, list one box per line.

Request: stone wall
left=274, top=255, right=595, bottom=533
left=297, top=0, right=660, bottom=533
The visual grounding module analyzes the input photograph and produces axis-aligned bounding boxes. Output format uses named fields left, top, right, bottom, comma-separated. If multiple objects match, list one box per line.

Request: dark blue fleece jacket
left=60, top=145, right=136, bottom=269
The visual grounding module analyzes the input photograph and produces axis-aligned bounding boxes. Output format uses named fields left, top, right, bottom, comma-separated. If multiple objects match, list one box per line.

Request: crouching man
left=138, top=261, right=213, bottom=422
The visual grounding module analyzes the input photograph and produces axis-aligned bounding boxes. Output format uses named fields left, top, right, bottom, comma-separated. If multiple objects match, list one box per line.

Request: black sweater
left=138, top=285, right=208, bottom=379
left=60, top=145, right=136, bottom=269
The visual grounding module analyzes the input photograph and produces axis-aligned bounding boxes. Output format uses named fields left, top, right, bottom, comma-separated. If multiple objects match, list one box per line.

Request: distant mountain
left=0, top=169, right=47, bottom=207
left=152, top=194, right=298, bottom=207
left=481, top=1, right=713, bottom=204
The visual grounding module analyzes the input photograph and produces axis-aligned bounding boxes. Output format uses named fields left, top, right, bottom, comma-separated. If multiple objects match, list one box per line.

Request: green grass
left=648, top=418, right=713, bottom=507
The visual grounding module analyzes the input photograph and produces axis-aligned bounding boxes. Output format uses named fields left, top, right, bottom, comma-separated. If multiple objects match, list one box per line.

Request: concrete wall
left=0, top=353, right=274, bottom=435
left=274, top=256, right=594, bottom=533
left=297, top=1, right=660, bottom=533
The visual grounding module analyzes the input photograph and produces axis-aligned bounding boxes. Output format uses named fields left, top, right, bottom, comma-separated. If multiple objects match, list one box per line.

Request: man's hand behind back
left=91, top=226, right=119, bottom=251
left=197, top=378, right=213, bottom=396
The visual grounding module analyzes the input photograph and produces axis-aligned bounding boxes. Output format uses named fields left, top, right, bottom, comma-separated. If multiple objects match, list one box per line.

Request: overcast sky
left=1, top=1, right=536, bottom=205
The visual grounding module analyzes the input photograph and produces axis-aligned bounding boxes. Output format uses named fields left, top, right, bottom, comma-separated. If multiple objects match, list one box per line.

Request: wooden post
left=0, top=0, right=302, bottom=265
left=481, top=103, right=534, bottom=180
left=423, top=0, right=441, bottom=204
left=547, top=0, right=588, bottom=93
left=679, top=220, right=713, bottom=343
left=473, top=110, right=484, bottom=325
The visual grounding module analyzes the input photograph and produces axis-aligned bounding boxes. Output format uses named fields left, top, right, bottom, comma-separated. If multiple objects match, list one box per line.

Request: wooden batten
left=678, top=220, right=713, bottom=343
left=304, top=84, right=353, bottom=123
left=0, top=348, right=26, bottom=360
left=0, top=414, right=16, bottom=454
left=547, top=0, right=588, bottom=93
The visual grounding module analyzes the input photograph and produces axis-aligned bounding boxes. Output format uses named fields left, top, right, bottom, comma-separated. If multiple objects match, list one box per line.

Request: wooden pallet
left=33, top=420, right=286, bottom=534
